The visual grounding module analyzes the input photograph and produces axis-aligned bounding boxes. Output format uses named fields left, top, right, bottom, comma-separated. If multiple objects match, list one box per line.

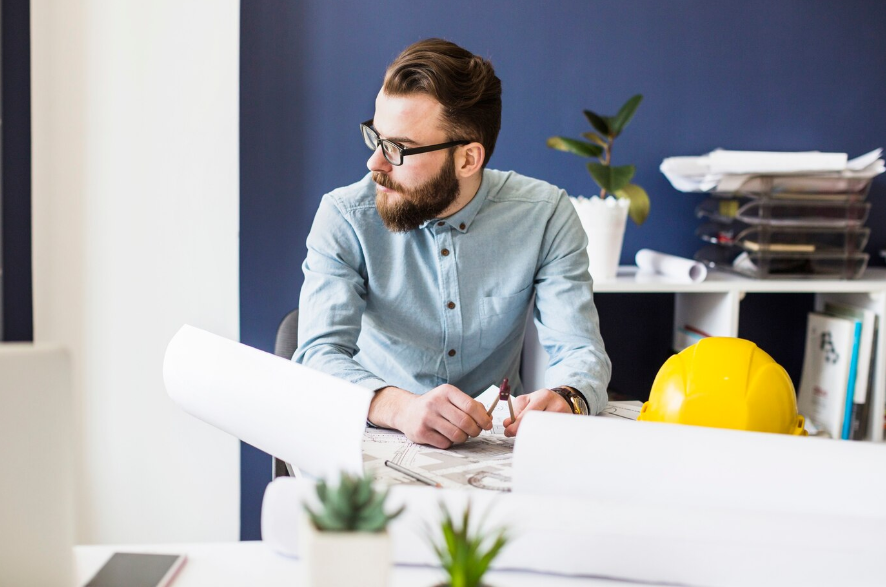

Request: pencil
left=384, top=460, right=442, bottom=488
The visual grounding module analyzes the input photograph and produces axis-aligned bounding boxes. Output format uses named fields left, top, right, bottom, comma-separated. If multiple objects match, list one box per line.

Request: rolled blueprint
left=163, top=325, right=372, bottom=479
left=513, top=411, right=886, bottom=519
left=635, top=248, right=707, bottom=282
left=261, top=474, right=884, bottom=587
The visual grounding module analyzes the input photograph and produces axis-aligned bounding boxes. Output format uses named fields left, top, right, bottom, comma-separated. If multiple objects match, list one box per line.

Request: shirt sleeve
left=292, top=194, right=388, bottom=392
left=533, top=190, right=612, bottom=414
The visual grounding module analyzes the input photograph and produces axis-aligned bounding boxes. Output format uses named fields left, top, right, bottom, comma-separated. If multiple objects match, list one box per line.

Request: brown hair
left=383, top=38, right=502, bottom=167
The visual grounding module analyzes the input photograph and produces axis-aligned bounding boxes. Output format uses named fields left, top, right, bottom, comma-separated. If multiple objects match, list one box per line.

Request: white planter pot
left=571, top=196, right=630, bottom=281
left=301, top=515, right=392, bottom=587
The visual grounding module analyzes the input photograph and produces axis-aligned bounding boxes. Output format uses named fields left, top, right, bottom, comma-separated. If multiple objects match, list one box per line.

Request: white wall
left=31, top=1, right=241, bottom=543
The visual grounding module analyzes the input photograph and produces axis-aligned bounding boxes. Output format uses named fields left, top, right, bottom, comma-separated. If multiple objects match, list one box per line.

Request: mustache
left=372, top=171, right=402, bottom=192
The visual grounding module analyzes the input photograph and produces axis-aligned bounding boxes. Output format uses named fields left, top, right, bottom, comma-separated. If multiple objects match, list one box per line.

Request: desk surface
left=75, top=542, right=644, bottom=587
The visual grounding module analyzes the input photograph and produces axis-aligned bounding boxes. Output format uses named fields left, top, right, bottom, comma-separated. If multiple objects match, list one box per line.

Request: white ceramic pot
left=301, top=515, right=392, bottom=587
left=571, top=195, right=630, bottom=281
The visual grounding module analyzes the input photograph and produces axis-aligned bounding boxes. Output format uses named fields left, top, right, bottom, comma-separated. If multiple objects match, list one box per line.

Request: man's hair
left=383, top=38, right=502, bottom=167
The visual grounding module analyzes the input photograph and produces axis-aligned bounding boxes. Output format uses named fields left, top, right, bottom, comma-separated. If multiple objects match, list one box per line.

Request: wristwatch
left=551, top=386, right=590, bottom=415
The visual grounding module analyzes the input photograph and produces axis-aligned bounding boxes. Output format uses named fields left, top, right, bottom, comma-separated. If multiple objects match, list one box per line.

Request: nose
left=367, top=145, right=392, bottom=174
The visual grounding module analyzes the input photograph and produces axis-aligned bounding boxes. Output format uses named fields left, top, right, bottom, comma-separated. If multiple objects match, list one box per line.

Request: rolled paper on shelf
left=635, top=248, right=707, bottom=283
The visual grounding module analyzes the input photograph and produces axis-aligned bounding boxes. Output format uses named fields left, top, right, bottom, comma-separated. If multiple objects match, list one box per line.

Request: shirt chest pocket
left=479, top=285, right=534, bottom=350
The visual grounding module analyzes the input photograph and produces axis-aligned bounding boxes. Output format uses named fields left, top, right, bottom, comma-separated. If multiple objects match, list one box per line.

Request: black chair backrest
left=272, top=308, right=299, bottom=479
left=274, top=309, right=299, bottom=359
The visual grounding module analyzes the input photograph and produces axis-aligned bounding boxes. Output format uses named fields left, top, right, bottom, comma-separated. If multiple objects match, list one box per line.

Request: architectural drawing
left=363, top=385, right=515, bottom=491
left=363, top=387, right=641, bottom=492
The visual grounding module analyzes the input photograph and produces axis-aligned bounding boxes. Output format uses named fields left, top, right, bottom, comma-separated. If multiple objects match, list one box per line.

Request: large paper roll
left=163, top=325, right=372, bottom=479
left=261, top=473, right=884, bottom=587
left=635, top=248, right=707, bottom=282
left=513, top=411, right=886, bottom=519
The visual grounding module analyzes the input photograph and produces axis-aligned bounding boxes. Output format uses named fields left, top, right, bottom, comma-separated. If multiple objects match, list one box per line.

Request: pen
left=384, top=460, right=442, bottom=488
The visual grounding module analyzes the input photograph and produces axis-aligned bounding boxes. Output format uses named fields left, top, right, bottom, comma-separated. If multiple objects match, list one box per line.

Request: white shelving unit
left=522, top=267, right=886, bottom=441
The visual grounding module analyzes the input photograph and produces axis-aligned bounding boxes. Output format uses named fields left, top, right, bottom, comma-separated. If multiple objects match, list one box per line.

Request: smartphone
left=84, top=552, right=187, bottom=587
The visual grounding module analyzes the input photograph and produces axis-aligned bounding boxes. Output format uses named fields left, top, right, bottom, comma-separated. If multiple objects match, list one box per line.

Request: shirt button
left=441, top=248, right=450, bottom=256
left=437, top=221, right=444, bottom=226
left=448, top=349, right=456, bottom=357
left=447, top=301, right=456, bottom=309
left=459, top=223, right=466, bottom=230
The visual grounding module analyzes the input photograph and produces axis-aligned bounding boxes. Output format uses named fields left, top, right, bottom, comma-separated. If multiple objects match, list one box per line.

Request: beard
left=373, top=151, right=460, bottom=233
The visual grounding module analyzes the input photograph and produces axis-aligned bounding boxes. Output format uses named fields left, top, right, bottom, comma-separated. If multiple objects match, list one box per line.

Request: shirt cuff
left=353, top=376, right=388, bottom=393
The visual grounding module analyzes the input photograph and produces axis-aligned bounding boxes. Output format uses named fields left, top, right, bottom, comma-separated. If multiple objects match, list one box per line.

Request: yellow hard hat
left=638, top=337, right=807, bottom=436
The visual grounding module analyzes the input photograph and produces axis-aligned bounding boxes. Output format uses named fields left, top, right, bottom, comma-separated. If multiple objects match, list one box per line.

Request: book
left=823, top=301, right=878, bottom=440
left=851, top=331, right=877, bottom=440
left=797, top=312, right=860, bottom=439
left=841, top=320, right=862, bottom=440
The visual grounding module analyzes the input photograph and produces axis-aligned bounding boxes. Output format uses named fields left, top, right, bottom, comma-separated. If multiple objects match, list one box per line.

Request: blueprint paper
left=163, top=325, right=372, bottom=479
left=363, top=428, right=515, bottom=491
left=363, top=385, right=515, bottom=491
left=362, top=387, right=642, bottom=492
left=598, top=400, right=642, bottom=420
left=513, top=411, right=886, bottom=519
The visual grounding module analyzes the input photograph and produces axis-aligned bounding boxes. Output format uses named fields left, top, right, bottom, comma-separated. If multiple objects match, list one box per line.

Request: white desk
left=75, top=542, right=640, bottom=586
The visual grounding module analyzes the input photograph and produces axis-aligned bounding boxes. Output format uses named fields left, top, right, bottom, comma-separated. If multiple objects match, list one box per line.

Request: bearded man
left=294, top=39, right=611, bottom=449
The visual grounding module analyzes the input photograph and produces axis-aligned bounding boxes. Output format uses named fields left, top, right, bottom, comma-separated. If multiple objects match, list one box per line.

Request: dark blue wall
left=2, top=0, right=33, bottom=342
left=239, top=0, right=886, bottom=539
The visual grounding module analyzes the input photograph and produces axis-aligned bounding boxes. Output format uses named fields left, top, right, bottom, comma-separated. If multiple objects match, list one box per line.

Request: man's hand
left=368, top=384, right=492, bottom=449
left=502, top=388, right=572, bottom=437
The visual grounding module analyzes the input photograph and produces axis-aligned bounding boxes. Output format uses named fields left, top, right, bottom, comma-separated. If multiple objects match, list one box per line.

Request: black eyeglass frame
left=361, top=119, right=472, bottom=166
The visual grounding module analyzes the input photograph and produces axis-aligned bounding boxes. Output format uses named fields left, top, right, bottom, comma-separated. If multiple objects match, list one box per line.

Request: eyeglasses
left=360, top=119, right=471, bottom=166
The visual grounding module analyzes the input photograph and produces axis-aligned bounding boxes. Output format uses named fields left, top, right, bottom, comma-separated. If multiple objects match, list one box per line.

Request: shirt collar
left=419, top=171, right=489, bottom=233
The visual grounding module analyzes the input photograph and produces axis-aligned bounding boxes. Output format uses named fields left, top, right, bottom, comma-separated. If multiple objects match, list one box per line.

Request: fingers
left=504, top=395, right=540, bottom=437
left=502, top=394, right=530, bottom=429
left=503, top=389, right=573, bottom=437
left=510, top=394, right=532, bottom=418
left=407, top=407, right=464, bottom=448
left=411, top=426, right=454, bottom=450
left=439, top=402, right=483, bottom=437
left=446, top=387, right=493, bottom=431
left=404, top=384, right=493, bottom=448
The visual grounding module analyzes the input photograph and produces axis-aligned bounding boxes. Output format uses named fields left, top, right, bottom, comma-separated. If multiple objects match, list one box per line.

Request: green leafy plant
left=426, top=502, right=509, bottom=587
left=547, top=94, right=650, bottom=225
left=304, top=473, right=404, bottom=532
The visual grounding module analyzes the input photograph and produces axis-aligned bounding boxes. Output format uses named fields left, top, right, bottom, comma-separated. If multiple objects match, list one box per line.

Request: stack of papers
left=661, top=148, right=884, bottom=193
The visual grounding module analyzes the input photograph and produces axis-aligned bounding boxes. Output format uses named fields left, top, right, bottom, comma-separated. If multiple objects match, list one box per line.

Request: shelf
left=594, top=267, right=886, bottom=294
left=523, top=265, right=886, bottom=442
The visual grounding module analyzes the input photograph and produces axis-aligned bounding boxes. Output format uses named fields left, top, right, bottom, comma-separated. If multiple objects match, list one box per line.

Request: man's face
left=368, top=91, right=460, bottom=232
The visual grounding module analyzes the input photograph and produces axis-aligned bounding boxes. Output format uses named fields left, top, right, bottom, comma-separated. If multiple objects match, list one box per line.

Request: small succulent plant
left=427, top=502, right=509, bottom=587
left=547, top=94, right=650, bottom=225
left=304, top=473, right=404, bottom=532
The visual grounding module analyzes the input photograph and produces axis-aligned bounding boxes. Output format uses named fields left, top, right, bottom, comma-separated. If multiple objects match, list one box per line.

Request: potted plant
left=302, top=473, right=404, bottom=587
left=426, top=502, right=509, bottom=587
left=547, top=94, right=649, bottom=280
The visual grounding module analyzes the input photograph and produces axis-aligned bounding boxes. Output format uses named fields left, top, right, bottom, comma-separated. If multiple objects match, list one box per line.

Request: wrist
left=369, top=386, right=413, bottom=430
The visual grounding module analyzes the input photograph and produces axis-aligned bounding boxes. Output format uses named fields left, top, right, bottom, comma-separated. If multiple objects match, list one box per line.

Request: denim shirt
left=293, top=169, right=611, bottom=414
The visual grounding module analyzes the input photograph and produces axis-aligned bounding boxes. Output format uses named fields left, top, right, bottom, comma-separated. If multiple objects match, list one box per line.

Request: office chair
left=272, top=308, right=299, bottom=479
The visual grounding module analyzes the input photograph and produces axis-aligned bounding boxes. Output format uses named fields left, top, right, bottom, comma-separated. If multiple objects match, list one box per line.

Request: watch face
left=566, top=390, right=589, bottom=415
left=573, top=395, right=589, bottom=415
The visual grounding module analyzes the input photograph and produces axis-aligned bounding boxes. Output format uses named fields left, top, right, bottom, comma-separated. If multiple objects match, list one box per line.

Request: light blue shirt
left=294, top=169, right=611, bottom=414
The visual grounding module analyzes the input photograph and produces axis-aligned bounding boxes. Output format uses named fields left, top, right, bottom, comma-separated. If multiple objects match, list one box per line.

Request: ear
left=454, top=142, right=485, bottom=179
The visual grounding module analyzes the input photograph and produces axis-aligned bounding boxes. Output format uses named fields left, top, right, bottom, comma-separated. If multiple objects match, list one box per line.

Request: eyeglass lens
left=361, top=124, right=403, bottom=165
